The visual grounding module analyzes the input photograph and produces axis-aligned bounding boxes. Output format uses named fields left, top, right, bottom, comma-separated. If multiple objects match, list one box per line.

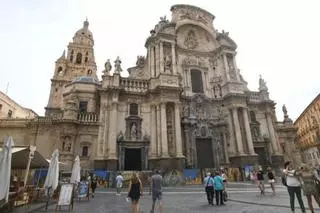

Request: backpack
left=281, top=175, right=287, bottom=186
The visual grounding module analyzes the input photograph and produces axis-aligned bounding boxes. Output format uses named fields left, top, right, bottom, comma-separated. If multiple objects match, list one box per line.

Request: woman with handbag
left=127, top=173, right=143, bottom=213
left=299, top=164, right=320, bottom=213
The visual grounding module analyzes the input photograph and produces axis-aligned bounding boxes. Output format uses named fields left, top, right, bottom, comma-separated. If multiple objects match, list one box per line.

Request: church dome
left=73, top=19, right=94, bottom=45
left=73, top=76, right=100, bottom=85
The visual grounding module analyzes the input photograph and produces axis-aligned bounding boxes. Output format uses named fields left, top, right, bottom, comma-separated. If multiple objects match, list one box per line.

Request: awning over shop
left=0, top=146, right=49, bottom=169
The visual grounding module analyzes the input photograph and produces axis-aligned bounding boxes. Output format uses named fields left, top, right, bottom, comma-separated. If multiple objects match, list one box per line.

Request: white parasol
left=44, top=149, right=59, bottom=195
left=70, top=155, right=81, bottom=184
left=0, top=136, right=14, bottom=203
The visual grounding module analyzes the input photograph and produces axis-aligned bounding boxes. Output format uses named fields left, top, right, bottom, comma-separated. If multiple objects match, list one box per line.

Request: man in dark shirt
left=257, top=167, right=265, bottom=196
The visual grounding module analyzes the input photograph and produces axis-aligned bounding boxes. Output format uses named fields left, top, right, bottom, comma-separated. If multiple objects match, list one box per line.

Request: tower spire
left=83, top=17, right=89, bottom=30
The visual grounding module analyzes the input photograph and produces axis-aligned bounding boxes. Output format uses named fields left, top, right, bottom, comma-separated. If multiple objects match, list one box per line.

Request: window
left=85, top=52, right=88, bottom=63
left=76, top=53, right=82, bottom=64
left=82, top=146, right=88, bottom=157
left=0, top=104, right=2, bottom=112
left=79, top=101, right=88, bottom=113
left=190, top=69, right=203, bottom=93
left=250, top=111, right=257, bottom=122
left=70, top=50, right=74, bottom=62
left=87, top=69, right=92, bottom=76
left=129, top=103, right=139, bottom=115
left=57, top=67, right=63, bottom=76
left=7, top=110, right=12, bottom=118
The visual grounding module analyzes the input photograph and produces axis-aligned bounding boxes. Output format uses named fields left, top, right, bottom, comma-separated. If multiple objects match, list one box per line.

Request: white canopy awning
left=0, top=146, right=49, bottom=169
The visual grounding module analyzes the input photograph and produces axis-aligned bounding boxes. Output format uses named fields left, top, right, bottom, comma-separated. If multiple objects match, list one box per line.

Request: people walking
left=299, top=164, right=320, bottom=213
left=257, top=166, right=265, bottom=196
left=203, top=172, right=214, bottom=205
left=116, top=172, right=124, bottom=196
left=127, top=172, right=143, bottom=213
left=150, top=170, right=163, bottom=213
left=267, top=167, right=275, bottom=195
left=213, top=171, right=225, bottom=206
left=91, top=174, right=97, bottom=198
left=283, top=161, right=306, bottom=213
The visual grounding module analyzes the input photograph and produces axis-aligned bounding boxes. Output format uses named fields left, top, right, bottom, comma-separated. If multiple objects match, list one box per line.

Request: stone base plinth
left=148, top=157, right=185, bottom=171
left=229, top=155, right=259, bottom=167
left=271, top=154, right=284, bottom=175
left=106, top=159, right=118, bottom=170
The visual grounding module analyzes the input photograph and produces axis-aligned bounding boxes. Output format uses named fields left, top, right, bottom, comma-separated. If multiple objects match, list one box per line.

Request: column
left=150, top=46, right=155, bottom=77
left=174, top=103, right=184, bottom=157
left=156, top=105, right=161, bottom=156
left=150, top=105, right=157, bottom=158
left=232, top=54, right=241, bottom=81
left=227, top=110, right=236, bottom=155
left=232, top=107, right=244, bottom=154
left=159, top=42, right=164, bottom=73
left=107, top=102, right=118, bottom=159
left=160, top=102, right=169, bottom=157
left=148, top=47, right=152, bottom=77
left=223, top=54, right=231, bottom=81
left=222, top=131, right=230, bottom=163
left=171, top=43, right=177, bottom=74
left=266, top=112, right=280, bottom=154
left=155, top=44, right=160, bottom=76
left=242, top=108, right=256, bottom=155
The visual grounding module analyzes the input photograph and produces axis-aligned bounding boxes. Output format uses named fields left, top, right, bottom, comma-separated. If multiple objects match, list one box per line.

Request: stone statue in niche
left=62, top=137, right=72, bottom=152
left=131, top=123, right=137, bottom=140
left=164, top=55, right=172, bottom=72
left=103, top=59, right=112, bottom=75
left=184, top=30, right=198, bottom=50
left=114, top=56, right=122, bottom=74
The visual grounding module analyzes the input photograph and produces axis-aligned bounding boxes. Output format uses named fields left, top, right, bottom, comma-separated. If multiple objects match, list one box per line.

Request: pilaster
left=156, top=105, right=162, bottom=156
left=159, top=42, right=164, bottom=74
left=160, top=102, right=169, bottom=157
left=223, top=54, right=231, bottom=81
left=266, top=111, right=280, bottom=154
left=107, top=102, right=118, bottom=159
left=171, top=43, right=177, bottom=74
left=150, top=105, right=157, bottom=158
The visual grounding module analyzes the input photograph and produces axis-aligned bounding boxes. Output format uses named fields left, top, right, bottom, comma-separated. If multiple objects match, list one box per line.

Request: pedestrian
left=299, top=164, right=320, bottom=213
left=127, top=172, right=143, bottom=213
left=91, top=174, right=97, bottom=198
left=283, top=161, right=306, bottom=213
left=150, top=170, right=163, bottom=213
left=116, top=172, right=124, bottom=196
left=256, top=166, right=265, bottom=196
left=213, top=171, right=225, bottom=206
left=267, top=167, right=275, bottom=195
left=203, top=172, right=214, bottom=205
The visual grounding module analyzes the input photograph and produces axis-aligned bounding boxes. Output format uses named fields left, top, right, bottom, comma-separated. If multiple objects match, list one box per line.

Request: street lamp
left=24, top=145, right=36, bottom=187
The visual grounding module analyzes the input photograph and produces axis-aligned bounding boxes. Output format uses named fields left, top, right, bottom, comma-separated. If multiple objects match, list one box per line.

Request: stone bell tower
left=45, top=19, right=97, bottom=117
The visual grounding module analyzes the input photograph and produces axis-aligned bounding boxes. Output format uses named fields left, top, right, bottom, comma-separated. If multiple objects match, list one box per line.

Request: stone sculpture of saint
left=131, top=123, right=137, bottom=140
left=164, top=55, right=172, bottom=72
left=114, top=56, right=122, bottom=74
left=103, top=59, right=112, bottom=75
left=259, top=75, right=268, bottom=91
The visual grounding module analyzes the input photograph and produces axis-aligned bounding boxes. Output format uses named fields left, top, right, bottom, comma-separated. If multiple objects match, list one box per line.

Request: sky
left=0, top=0, right=319, bottom=121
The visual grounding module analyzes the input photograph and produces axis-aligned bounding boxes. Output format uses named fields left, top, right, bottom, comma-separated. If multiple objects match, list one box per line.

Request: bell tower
left=45, top=19, right=97, bottom=117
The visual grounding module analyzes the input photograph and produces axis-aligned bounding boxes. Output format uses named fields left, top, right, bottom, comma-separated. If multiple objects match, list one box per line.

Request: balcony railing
left=120, top=78, right=149, bottom=93
left=78, top=112, right=99, bottom=123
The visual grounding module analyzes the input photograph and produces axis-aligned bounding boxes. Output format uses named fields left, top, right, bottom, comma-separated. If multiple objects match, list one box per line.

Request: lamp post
left=24, top=145, right=36, bottom=187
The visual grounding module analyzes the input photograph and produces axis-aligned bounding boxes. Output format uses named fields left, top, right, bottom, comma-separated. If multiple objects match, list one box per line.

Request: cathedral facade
left=1, top=5, right=292, bottom=171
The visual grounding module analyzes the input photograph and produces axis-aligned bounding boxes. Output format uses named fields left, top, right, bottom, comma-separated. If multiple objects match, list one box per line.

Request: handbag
left=223, top=191, right=228, bottom=202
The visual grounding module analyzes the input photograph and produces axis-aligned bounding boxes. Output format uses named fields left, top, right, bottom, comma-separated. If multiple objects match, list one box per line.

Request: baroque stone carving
left=136, top=56, right=145, bottom=67
left=184, top=30, right=198, bottom=50
left=114, top=56, right=122, bottom=73
left=259, top=75, right=268, bottom=91
left=103, top=59, right=112, bottom=74
left=131, top=123, right=137, bottom=140
left=164, top=55, right=172, bottom=72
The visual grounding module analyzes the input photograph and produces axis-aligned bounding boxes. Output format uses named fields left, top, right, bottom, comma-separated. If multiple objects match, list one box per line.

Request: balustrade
left=78, top=112, right=99, bottom=123
left=120, top=78, right=149, bottom=93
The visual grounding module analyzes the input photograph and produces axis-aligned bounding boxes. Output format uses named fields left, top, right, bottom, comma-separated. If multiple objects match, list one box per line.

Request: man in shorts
left=150, top=170, right=163, bottom=213
left=115, top=172, right=124, bottom=196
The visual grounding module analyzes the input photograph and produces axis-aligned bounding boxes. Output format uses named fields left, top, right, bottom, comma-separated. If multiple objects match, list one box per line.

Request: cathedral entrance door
left=196, top=138, right=214, bottom=168
left=124, top=148, right=142, bottom=171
